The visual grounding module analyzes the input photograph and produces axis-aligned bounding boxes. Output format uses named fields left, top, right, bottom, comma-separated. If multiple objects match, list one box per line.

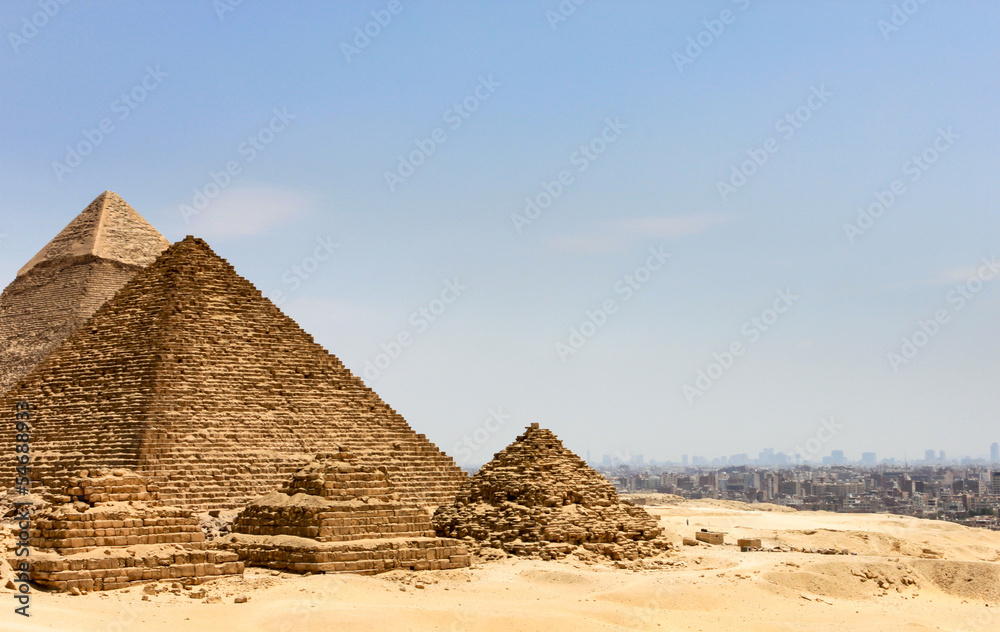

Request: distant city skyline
left=585, top=442, right=1000, bottom=469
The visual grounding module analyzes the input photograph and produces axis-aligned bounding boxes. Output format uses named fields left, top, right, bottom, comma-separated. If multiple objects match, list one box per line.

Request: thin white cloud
left=550, top=213, right=730, bottom=255
left=926, top=265, right=986, bottom=286
left=181, top=185, right=316, bottom=238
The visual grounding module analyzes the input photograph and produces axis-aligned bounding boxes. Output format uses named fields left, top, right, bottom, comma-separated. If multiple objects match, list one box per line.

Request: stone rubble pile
left=433, top=424, right=673, bottom=560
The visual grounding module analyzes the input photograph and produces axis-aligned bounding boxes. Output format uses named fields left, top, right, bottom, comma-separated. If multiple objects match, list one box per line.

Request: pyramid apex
left=162, top=236, right=217, bottom=259
left=18, top=192, right=171, bottom=277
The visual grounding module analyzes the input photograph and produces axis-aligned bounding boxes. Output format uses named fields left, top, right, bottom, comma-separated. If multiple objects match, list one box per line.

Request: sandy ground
left=7, top=502, right=1000, bottom=632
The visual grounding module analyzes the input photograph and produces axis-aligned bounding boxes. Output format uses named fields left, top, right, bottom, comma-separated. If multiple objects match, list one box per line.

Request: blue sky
left=1, top=1, right=998, bottom=466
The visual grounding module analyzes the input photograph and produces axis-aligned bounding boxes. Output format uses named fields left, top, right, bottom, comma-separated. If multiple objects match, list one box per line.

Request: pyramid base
left=15, top=545, right=243, bottom=592
left=497, top=538, right=673, bottom=561
left=216, top=533, right=470, bottom=575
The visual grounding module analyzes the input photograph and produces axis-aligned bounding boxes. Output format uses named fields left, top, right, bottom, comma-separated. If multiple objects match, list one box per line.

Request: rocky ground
left=3, top=498, right=1000, bottom=630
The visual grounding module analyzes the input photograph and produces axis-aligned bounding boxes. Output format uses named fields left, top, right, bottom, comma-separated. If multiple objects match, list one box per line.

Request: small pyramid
left=18, top=467, right=242, bottom=592
left=217, top=449, right=470, bottom=574
left=0, top=191, right=170, bottom=393
left=433, top=424, right=670, bottom=560
left=0, top=236, right=466, bottom=510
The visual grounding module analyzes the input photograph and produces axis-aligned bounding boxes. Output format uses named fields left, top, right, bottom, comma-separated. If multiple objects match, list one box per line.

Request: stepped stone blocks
left=11, top=469, right=243, bottom=592
left=433, top=424, right=673, bottom=561
left=0, top=191, right=170, bottom=394
left=216, top=449, right=470, bottom=574
left=0, top=236, right=467, bottom=510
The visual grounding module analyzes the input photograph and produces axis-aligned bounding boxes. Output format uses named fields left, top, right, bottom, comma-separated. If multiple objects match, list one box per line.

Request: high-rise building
left=681, top=454, right=689, bottom=466
left=861, top=452, right=877, bottom=466
left=601, top=454, right=612, bottom=467
left=924, top=449, right=936, bottom=463
left=939, top=450, right=946, bottom=462
left=822, top=450, right=847, bottom=466
left=992, top=471, right=1000, bottom=495
left=991, top=443, right=999, bottom=463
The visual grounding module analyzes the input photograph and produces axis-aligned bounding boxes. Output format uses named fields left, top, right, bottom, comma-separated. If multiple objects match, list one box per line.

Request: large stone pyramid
left=0, top=236, right=466, bottom=510
left=433, top=424, right=670, bottom=560
left=0, top=191, right=170, bottom=394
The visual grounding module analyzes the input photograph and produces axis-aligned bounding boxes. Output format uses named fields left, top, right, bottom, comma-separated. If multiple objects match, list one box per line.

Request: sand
left=7, top=501, right=1000, bottom=631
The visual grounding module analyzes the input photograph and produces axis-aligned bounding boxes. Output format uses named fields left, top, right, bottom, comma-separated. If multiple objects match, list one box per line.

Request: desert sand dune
left=8, top=500, right=1000, bottom=631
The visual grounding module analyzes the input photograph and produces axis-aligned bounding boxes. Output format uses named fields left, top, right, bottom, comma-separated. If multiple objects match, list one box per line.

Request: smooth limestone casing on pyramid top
left=0, top=236, right=467, bottom=510
left=216, top=448, right=470, bottom=574
left=14, top=468, right=243, bottom=592
left=433, top=423, right=672, bottom=560
left=0, top=191, right=170, bottom=394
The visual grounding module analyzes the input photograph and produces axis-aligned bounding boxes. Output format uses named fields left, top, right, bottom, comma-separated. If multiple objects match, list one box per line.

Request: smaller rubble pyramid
left=217, top=447, right=470, bottom=574
left=15, top=469, right=242, bottom=592
left=433, top=424, right=671, bottom=560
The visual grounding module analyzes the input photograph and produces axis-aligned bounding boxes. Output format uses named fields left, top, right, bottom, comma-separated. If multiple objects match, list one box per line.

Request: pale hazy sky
left=1, top=1, right=998, bottom=466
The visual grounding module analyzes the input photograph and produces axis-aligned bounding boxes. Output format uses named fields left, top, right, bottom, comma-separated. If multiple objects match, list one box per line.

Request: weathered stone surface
left=11, top=469, right=243, bottom=592
left=433, top=424, right=672, bottom=560
left=17, top=191, right=170, bottom=277
left=695, top=531, right=724, bottom=545
left=217, top=448, right=469, bottom=574
left=0, top=237, right=466, bottom=509
left=0, top=191, right=169, bottom=394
